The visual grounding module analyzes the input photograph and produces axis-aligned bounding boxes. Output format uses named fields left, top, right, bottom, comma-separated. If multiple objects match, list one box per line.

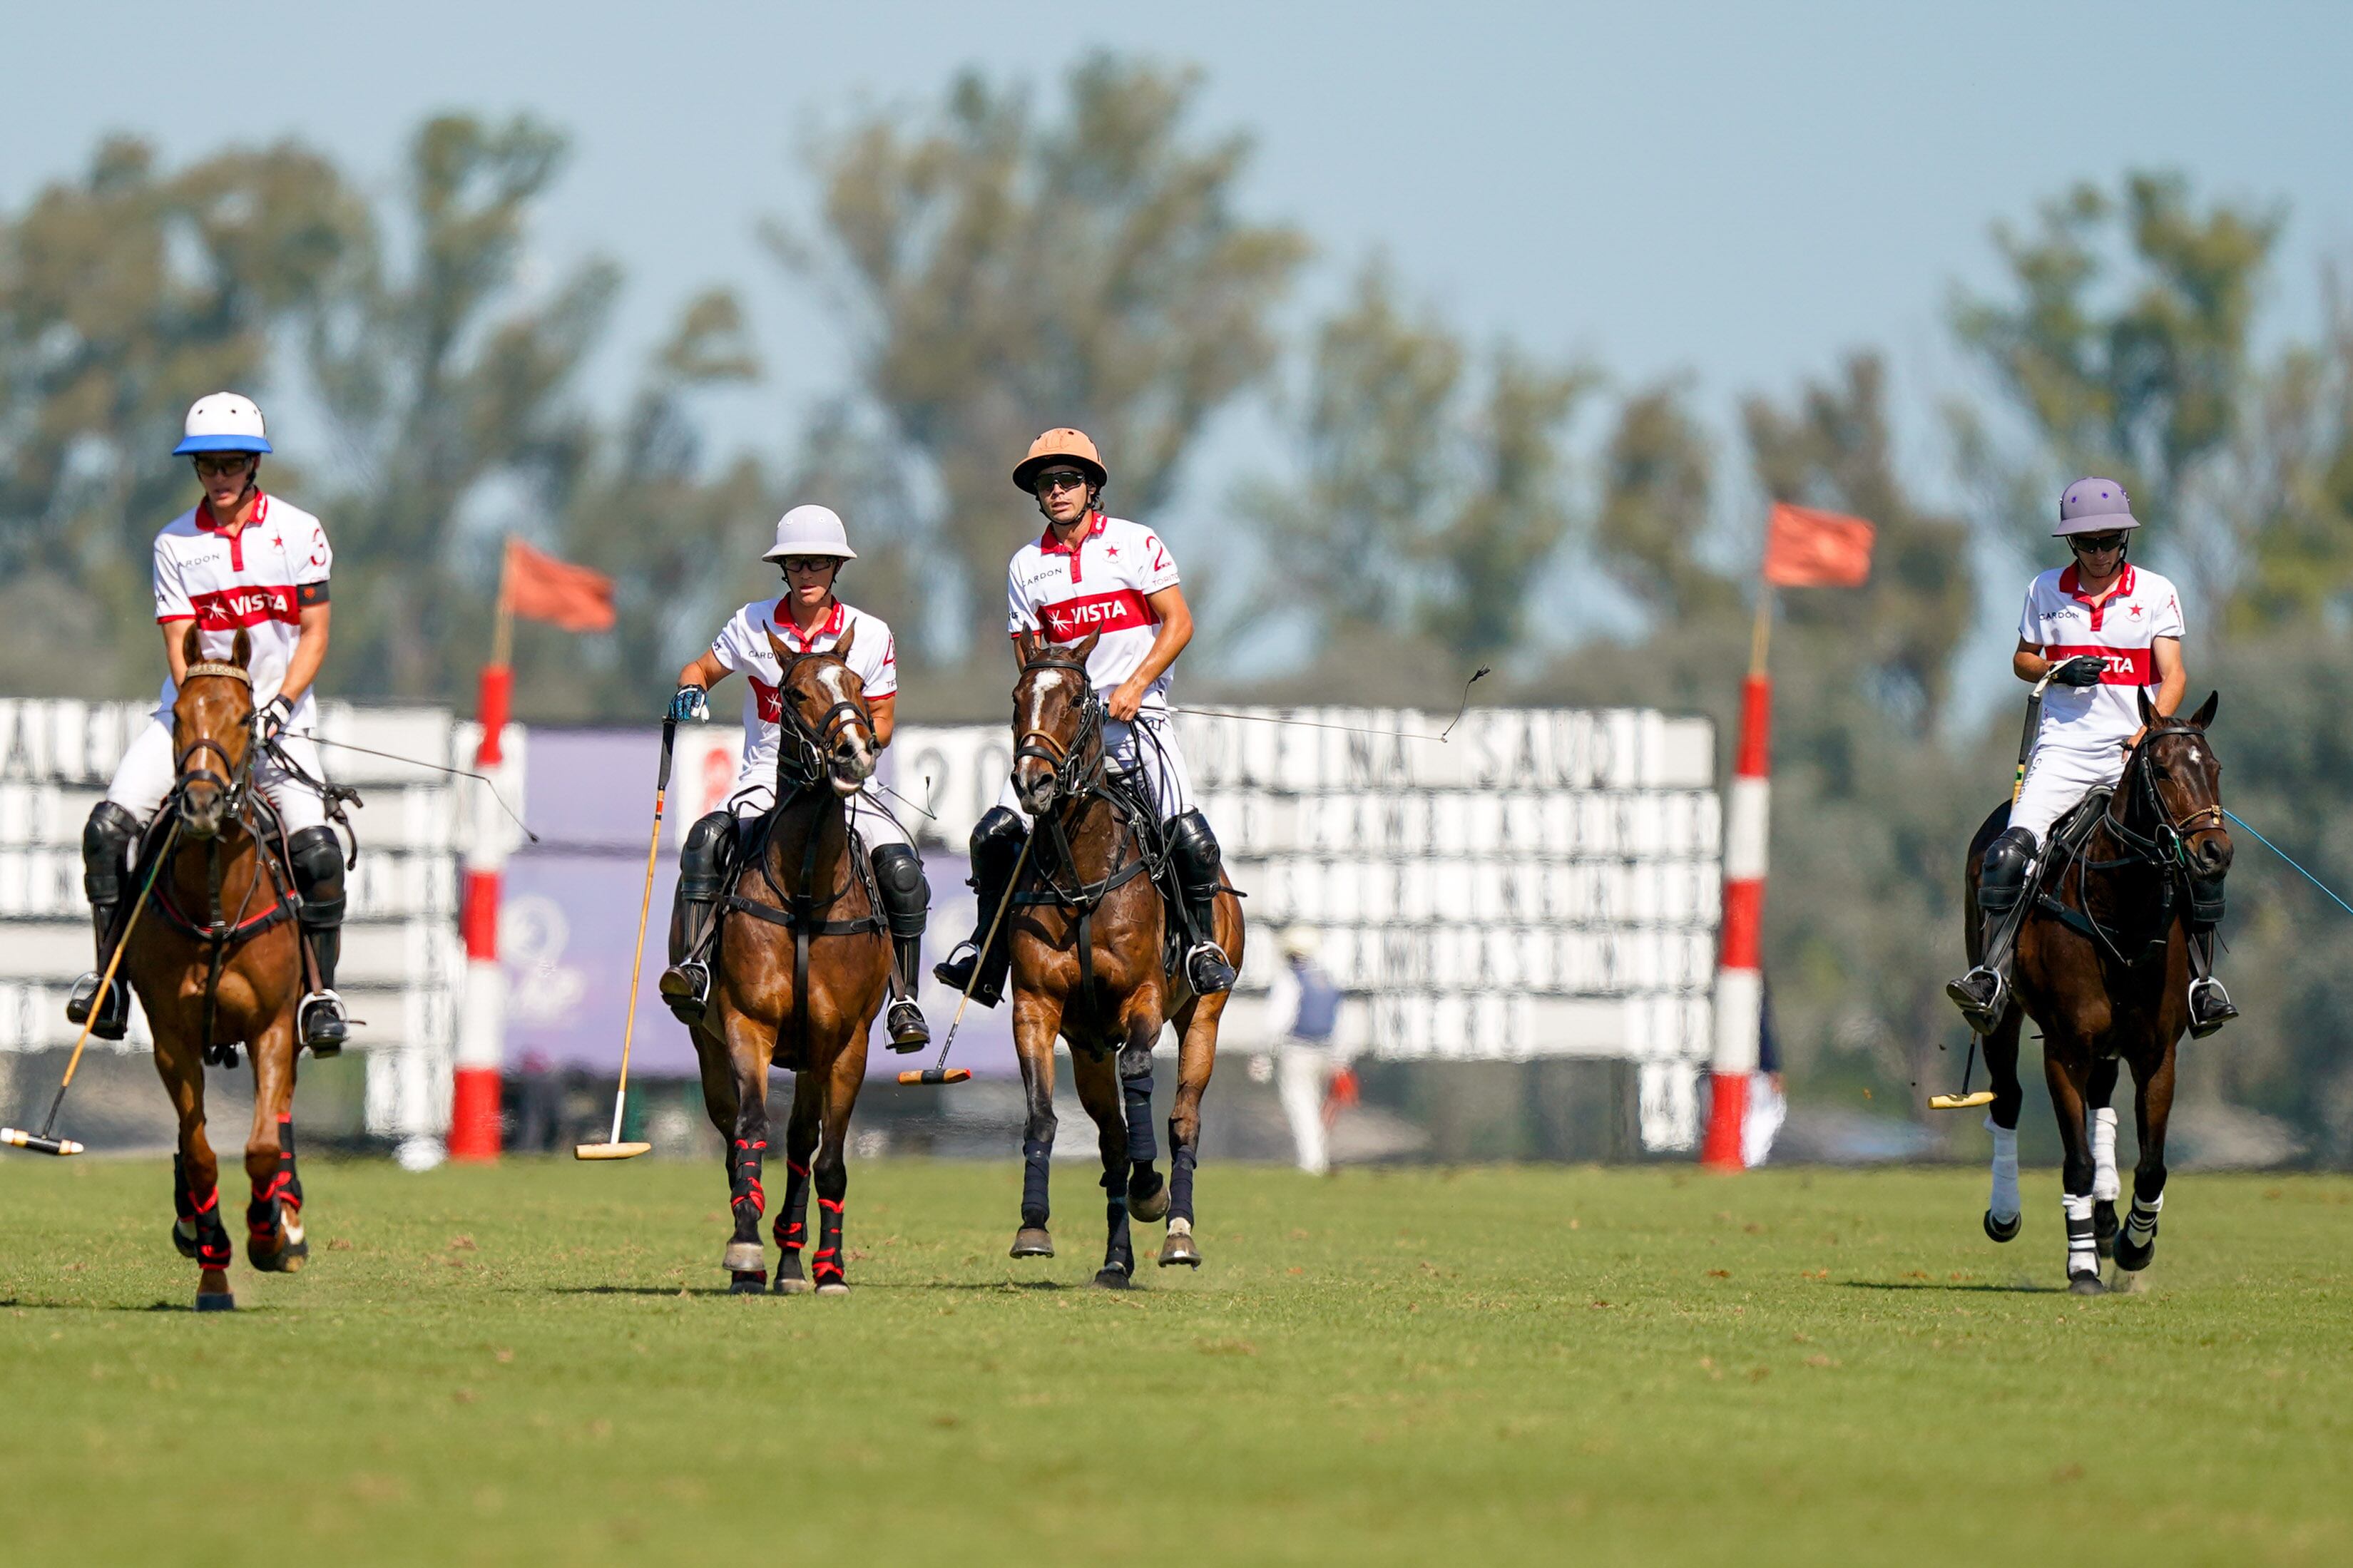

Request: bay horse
left=688, top=626, right=894, bottom=1296
left=124, top=628, right=322, bottom=1310
left=1001, top=631, right=1244, bottom=1288
left=1964, top=690, right=2229, bottom=1293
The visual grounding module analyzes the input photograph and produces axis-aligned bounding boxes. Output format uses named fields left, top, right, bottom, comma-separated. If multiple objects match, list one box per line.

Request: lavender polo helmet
left=2055, top=477, right=2139, bottom=538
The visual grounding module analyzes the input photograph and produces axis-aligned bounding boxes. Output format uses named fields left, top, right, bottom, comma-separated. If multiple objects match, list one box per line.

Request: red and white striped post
left=1701, top=591, right=1772, bottom=1172
left=449, top=551, right=518, bottom=1162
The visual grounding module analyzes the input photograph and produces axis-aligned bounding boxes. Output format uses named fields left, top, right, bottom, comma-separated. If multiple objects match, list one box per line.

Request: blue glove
left=668, top=685, right=710, bottom=722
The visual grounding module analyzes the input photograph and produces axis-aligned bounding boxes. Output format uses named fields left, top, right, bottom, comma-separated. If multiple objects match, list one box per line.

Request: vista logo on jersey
left=1041, top=588, right=1154, bottom=640
left=192, top=585, right=300, bottom=629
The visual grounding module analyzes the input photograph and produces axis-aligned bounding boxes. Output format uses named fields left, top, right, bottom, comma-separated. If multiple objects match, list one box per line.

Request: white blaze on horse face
left=815, top=661, right=872, bottom=793
left=1016, top=665, right=1076, bottom=803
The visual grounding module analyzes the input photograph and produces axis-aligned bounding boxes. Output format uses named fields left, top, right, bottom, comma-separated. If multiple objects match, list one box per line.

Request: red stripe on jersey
left=2043, top=643, right=2153, bottom=685
left=190, top=585, right=300, bottom=630
left=1038, top=588, right=1157, bottom=642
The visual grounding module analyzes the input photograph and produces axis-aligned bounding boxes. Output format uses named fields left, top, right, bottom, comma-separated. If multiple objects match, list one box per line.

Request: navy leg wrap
left=1123, top=1069, right=1158, bottom=1165
left=1168, top=1126, right=1198, bottom=1224
left=1021, top=1136, right=1053, bottom=1228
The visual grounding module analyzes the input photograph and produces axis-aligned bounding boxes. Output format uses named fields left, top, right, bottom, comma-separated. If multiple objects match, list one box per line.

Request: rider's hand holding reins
left=668, top=685, right=710, bottom=723
left=2053, top=655, right=2107, bottom=687
left=255, top=695, right=293, bottom=743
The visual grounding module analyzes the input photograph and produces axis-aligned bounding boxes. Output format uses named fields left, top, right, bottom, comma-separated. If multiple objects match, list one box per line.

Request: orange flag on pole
left=1762, top=503, right=1876, bottom=588
left=503, top=538, right=616, bottom=632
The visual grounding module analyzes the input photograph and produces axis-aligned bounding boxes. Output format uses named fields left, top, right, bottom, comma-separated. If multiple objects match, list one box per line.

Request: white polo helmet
left=173, top=392, right=272, bottom=456
left=761, top=504, right=857, bottom=562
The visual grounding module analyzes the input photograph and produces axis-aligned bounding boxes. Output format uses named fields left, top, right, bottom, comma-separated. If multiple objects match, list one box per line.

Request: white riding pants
left=1275, top=1040, right=1334, bottom=1176
left=725, top=777, right=911, bottom=853
left=106, top=709, right=328, bottom=835
left=993, top=709, right=1196, bottom=826
left=2010, top=742, right=2127, bottom=846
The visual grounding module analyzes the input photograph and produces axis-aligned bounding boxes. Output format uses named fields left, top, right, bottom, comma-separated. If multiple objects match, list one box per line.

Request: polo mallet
left=899, top=832, right=1034, bottom=1087
left=4, top=819, right=183, bottom=1157
left=1931, top=667, right=2067, bottom=1112
left=576, top=717, right=674, bottom=1160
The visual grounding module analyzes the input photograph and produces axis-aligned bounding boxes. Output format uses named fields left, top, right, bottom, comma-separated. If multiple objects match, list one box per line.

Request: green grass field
left=4, top=1158, right=2349, bottom=1567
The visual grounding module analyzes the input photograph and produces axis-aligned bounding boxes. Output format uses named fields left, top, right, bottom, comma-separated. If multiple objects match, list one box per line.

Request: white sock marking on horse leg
left=1986, top=1117, right=2021, bottom=1223
left=2062, top=1192, right=2098, bottom=1276
left=2091, top=1107, right=2120, bottom=1202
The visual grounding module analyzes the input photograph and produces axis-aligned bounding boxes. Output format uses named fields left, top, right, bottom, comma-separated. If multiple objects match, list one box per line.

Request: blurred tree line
left=4, top=57, right=2349, bottom=1159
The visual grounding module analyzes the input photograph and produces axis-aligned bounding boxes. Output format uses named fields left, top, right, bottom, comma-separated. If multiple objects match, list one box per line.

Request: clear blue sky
left=14, top=3, right=2351, bottom=682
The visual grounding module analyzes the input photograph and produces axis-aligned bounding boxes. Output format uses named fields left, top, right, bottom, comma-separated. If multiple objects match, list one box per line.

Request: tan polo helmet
left=1013, top=428, right=1108, bottom=494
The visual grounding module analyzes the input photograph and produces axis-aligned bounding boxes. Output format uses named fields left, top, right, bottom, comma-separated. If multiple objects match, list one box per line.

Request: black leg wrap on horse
left=774, top=1159, right=812, bottom=1256
left=1168, top=1128, right=1198, bottom=1224
left=1121, top=1062, right=1158, bottom=1166
left=729, top=1137, right=767, bottom=1242
left=1021, top=1135, right=1053, bottom=1228
left=812, top=1196, right=845, bottom=1285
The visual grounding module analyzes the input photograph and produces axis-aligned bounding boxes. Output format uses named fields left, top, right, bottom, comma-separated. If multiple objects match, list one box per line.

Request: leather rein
left=2038, top=722, right=2225, bottom=965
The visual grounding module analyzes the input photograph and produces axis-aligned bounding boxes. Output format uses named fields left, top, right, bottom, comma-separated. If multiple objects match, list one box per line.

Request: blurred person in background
left=1266, top=927, right=1344, bottom=1174
left=1742, top=983, right=1786, bottom=1168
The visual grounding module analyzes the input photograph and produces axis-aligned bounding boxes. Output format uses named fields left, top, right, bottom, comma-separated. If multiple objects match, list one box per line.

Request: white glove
left=257, top=695, right=294, bottom=743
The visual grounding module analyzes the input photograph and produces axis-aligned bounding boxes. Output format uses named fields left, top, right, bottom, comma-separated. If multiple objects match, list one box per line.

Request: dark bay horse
left=689, top=627, right=894, bottom=1296
left=1965, top=690, right=2230, bottom=1293
left=124, top=629, right=321, bottom=1310
left=1001, top=631, right=1244, bottom=1288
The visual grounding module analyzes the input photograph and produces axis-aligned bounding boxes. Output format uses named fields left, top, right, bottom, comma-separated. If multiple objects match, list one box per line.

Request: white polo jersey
left=152, top=493, right=332, bottom=714
left=1006, top=513, right=1180, bottom=708
left=2019, top=561, right=2184, bottom=754
left=709, top=597, right=898, bottom=786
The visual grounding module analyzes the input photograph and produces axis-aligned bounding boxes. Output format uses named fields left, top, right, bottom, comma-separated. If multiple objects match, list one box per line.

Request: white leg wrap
left=2062, top=1192, right=2098, bottom=1276
left=2091, top=1107, right=2120, bottom=1202
left=2123, top=1190, right=2163, bottom=1246
left=1986, top=1117, right=2021, bottom=1223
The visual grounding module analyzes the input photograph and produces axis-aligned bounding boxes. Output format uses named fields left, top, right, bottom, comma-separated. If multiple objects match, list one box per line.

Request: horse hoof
left=247, top=1231, right=304, bottom=1273
left=171, top=1220, right=199, bottom=1260
left=1130, top=1174, right=1169, bottom=1224
left=2068, top=1271, right=2108, bottom=1296
left=815, top=1279, right=849, bottom=1297
left=722, top=1241, right=765, bottom=1274
left=195, top=1291, right=236, bottom=1313
left=1092, top=1266, right=1132, bottom=1290
left=1984, top=1209, right=2022, bottom=1244
left=729, top=1271, right=768, bottom=1295
left=1158, top=1226, right=1202, bottom=1268
left=1011, top=1226, right=1056, bottom=1259
left=2093, top=1201, right=2118, bottom=1258
left=2113, top=1233, right=2156, bottom=1273
left=772, top=1258, right=810, bottom=1295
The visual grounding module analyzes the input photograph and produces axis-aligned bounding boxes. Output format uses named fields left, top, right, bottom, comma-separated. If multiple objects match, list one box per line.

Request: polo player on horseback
left=658, top=504, right=931, bottom=1050
left=1946, top=477, right=2237, bottom=1037
left=68, top=394, right=349, bottom=1052
left=934, top=428, right=1239, bottom=1007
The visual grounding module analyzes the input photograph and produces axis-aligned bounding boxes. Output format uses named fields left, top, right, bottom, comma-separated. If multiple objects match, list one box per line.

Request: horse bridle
left=2113, top=722, right=2225, bottom=870
left=1014, top=651, right=1106, bottom=807
left=176, top=660, right=259, bottom=814
left=773, top=647, right=873, bottom=792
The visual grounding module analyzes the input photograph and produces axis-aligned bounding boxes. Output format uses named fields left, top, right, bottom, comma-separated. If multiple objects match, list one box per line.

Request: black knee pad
left=289, top=826, right=345, bottom=927
left=82, top=801, right=142, bottom=905
left=969, top=805, right=1027, bottom=873
left=869, top=844, right=929, bottom=938
left=1977, top=826, right=2036, bottom=917
left=1170, top=809, right=1223, bottom=893
left=680, top=811, right=733, bottom=900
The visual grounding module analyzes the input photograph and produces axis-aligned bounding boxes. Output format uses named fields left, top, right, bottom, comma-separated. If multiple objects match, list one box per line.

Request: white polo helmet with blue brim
left=173, top=393, right=272, bottom=455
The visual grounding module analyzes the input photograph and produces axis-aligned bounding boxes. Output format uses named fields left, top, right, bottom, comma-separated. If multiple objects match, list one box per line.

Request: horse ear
left=2136, top=686, right=2155, bottom=727
left=2189, top=690, right=2219, bottom=729
left=765, top=627, right=792, bottom=665
left=1075, top=629, right=1101, bottom=662
left=830, top=622, right=856, bottom=662
left=180, top=624, right=202, bottom=667
left=230, top=629, right=252, bottom=669
left=1014, top=630, right=1038, bottom=665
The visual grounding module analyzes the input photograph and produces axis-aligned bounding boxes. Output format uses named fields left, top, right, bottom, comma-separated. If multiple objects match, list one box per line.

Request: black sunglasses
left=2069, top=533, right=2128, bottom=554
left=1033, top=470, right=1091, bottom=494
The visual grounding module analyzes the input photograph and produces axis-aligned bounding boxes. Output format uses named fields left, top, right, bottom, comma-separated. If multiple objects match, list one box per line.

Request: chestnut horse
left=124, top=628, right=322, bottom=1310
left=1965, top=690, right=2230, bottom=1293
left=1001, top=631, right=1244, bottom=1288
left=688, top=627, right=894, bottom=1295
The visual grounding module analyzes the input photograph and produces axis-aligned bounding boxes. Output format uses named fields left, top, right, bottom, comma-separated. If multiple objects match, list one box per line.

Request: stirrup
left=1944, top=966, right=2006, bottom=1033
left=933, top=941, right=1004, bottom=1008
left=658, top=961, right=710, bottom=1018
left=884, top=998, right=930, bottom=1052
left=298, top=990, right=349, bottom=1055
left=1184, top=941, right=1237, bottom=996
left=66, top=972, right=131, bottom=1041
left=2186, top=977, right=2237, bottom=1040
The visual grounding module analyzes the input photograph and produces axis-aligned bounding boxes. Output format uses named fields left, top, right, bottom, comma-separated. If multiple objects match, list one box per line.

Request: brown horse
left=123, top=628, right=319, bottom=1310
left=1966, top=690, right=2230, bottom=1293
left=688, top=626, right=894, bottom=1296
left=1001, top=631, right=1244, bottom=1287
